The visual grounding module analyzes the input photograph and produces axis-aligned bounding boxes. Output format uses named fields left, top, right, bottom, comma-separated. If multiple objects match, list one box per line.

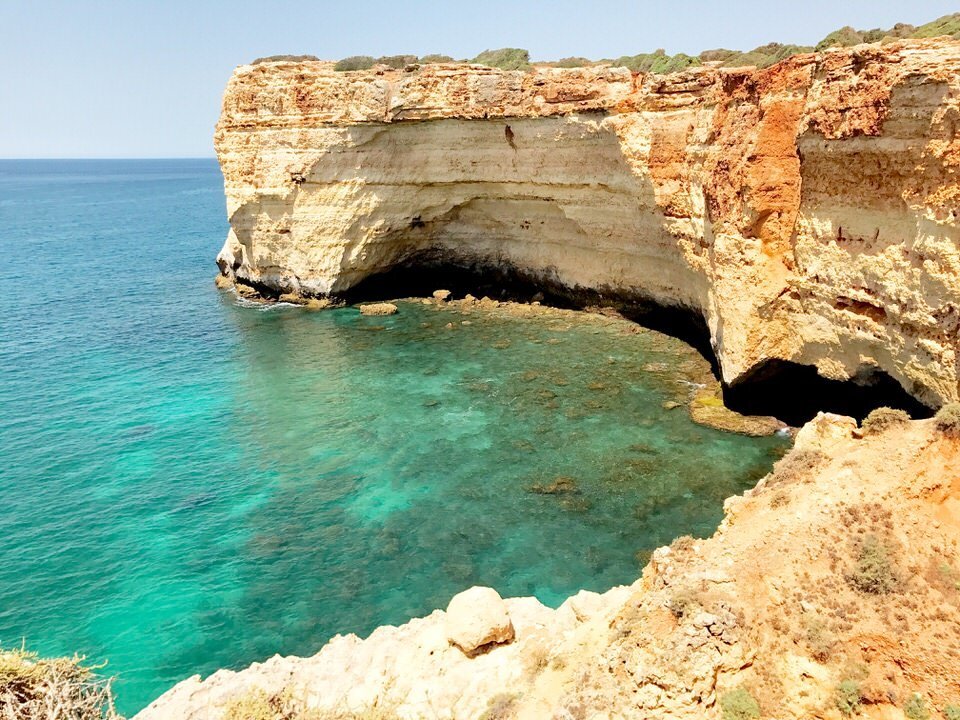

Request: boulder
left=444, top=586, right=514, bottom=654
left=432, top=289, right=451, bottom=301
left=279, top=292, right=304, bottom=304
left=359, top=302, right=398, bottom=316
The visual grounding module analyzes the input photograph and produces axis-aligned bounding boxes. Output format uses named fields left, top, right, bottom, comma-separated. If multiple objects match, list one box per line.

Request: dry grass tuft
left=0, top=645, right=120, bottom=720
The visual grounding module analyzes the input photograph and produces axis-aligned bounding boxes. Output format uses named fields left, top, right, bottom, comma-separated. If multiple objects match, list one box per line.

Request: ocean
left=0, top=159, right=787, bottom=714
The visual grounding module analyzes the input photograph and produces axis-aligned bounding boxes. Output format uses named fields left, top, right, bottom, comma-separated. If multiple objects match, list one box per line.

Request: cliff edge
left=138, top=413, right=960, bottom=719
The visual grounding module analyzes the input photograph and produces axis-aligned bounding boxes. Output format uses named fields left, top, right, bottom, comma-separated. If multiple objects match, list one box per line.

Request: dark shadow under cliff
left=342, top=254, right=934, bottom=427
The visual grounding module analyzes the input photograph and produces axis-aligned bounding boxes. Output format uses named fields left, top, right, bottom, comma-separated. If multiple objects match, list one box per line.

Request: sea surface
left=0, top=159, right=788, bottom=714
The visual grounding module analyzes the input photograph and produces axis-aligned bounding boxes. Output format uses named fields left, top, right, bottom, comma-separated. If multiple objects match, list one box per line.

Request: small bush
left=472, top=48, right=531, bottom=71
left=420, top=54, right=455, bottom=63
left=720, top=688, right=760, bottom=720
left=0, top=646, right=119, bottom=720
left=699, top=48, right=737, bottom=62
left=334, top=55, right=376, bottom=71
left=913, top=13, right=960, bottom=40
left=904, top=693, right=931, bottom=720
left=720, top=43, right=813, bottom=69
left=805, top=620, right=833, bottom=662
left=816, top=26, right=865, bottom=51
left=251, top=54, right=320, bottom=65
left=935, top=403, right=960, bottom=437
left=480, top=693, right=518, bottom=720
left=552, top=56, right=594, bottom=68
left=834, top=679, right=862, bottom=716
left=376, top=54, right=419, bottom=69
left=223, top=688, right=275, bottom=720
left=861, top=407, right=910, bottom=435
left=667, top=589, right=700, bottom=619
left=769, top=449, right=826, bottom=485
left=944, top=705, right=960, bottom=720
left=613, top=49, right=701, bottom=74
left=848, top=533, right=898, bottom=594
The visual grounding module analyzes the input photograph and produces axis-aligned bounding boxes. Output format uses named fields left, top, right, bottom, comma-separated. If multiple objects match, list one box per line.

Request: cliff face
left=214, top=40, right=960, bottom=408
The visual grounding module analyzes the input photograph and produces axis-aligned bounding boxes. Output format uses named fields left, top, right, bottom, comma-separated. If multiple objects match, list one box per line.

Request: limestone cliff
left=214, top=39, right=960, bottom=409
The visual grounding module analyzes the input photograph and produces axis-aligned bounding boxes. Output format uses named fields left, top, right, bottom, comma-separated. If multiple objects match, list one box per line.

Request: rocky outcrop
left=444, top=586, right=515, bottom=654
left=215, top=40, right=960, bottom=408
left=138, top=413, right=960, bottom=719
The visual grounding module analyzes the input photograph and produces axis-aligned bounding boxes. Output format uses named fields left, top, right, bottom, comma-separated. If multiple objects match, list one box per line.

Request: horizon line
left=0, top=156, right=218, bottom=161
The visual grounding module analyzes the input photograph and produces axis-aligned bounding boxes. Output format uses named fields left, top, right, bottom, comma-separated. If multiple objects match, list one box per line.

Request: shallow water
left=0, top=159, right=788, bottom=714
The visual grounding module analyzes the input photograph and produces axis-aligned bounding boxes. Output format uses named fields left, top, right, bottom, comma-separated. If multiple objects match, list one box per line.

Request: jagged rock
left=358, top=302, right=398, bottom=316
left=303, top=297, right=331, bottom=310
left=278, top=291, right=303, bottom=304
left=234, top=283, right=258, bottom=298
left=444, top=586, right=515, bottom=654
left=213, top=274, right=233, bottom=289
left=433, top=289, right=451, bottom=301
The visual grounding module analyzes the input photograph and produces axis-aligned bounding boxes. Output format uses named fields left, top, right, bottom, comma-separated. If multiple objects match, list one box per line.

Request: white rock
left=444, top=586, right=515, bottom=654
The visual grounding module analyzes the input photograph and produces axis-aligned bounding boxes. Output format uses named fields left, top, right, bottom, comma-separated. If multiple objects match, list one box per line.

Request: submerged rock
left=529, top=476, right=578, bottom=495
left=444, top=586, right=515, bottom=654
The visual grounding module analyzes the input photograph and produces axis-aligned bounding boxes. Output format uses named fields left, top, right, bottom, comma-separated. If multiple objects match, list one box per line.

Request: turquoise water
left=0, top=160, right=787, bottom=715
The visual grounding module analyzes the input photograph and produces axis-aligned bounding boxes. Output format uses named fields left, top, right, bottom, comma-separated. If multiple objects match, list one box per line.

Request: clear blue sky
left=2, top=0, right=958, bottom=158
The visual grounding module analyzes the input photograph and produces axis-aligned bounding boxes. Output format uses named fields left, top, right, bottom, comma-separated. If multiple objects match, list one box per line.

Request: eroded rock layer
left=215, top=40, right=960, bottom=408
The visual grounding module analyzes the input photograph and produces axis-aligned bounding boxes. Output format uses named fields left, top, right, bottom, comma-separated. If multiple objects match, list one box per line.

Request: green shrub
left=861, top=407, right=911, bottom=435
left=613, top=49, right=701, bottom=74
left=816, top=26, right=866, bottom=51
left=376, top=54, right=419, bottom=69
left=720, top=688, right=760, bottom=720
left=720, top=43, right=814, bottom=69
left=913, top=13, right=960, bottom=39
left=699, top=48, right=737, bottom=62
left=471, top=48, right=531, bottom=71
left=904, top=693, right=931, bottom=720
left=0, top=646, right=119, bottom=719
left=944, top=705, right=960, bottom=720
left=552, top=56, right=594, bottom=68
left=834, top=679, right=862, bottom=716
left=848, top=533, right=898, bottom=594
left=420, top=54, right=455, bottom=63
left=935, top=403, right=960, bottom=437
left=334, top=55, right=376, bottom=71
left=251, top=54, right=319, bottom=65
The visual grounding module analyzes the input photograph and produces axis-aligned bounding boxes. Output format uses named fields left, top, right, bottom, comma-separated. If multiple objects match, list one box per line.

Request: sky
left=2, top=0, right=958, bottom=158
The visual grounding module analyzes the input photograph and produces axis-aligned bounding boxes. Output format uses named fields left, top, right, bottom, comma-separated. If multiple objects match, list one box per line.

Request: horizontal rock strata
left=215, top=40, right=960, bottom=408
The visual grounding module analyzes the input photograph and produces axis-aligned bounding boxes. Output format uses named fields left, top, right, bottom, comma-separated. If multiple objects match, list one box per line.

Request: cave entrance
left=342, top=255, right=934, bottom=427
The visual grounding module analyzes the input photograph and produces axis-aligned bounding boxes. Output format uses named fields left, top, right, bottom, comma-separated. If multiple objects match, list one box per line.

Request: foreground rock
left=215, top=39, right=960, bottom=408
left=138, top=414, right=960, bottom=719
left=444, top=586, right=515, bottom=654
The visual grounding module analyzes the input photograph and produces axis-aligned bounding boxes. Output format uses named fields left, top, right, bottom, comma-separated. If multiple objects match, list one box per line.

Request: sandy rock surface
left=444, top=586, right=515, bottom=654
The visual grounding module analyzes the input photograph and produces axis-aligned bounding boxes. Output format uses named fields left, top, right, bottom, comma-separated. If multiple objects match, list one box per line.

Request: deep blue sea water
left=0, top=159, right=787, bottom=715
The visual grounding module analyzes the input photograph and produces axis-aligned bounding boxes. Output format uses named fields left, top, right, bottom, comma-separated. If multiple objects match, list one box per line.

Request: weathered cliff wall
left=214, top=40, right=960, bottom=409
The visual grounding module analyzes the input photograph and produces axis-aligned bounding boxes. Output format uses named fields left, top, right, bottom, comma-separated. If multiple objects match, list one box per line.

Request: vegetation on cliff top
left=0, top=645, right=120, bottom=720
left=326, top=12, right=959, bottom=74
